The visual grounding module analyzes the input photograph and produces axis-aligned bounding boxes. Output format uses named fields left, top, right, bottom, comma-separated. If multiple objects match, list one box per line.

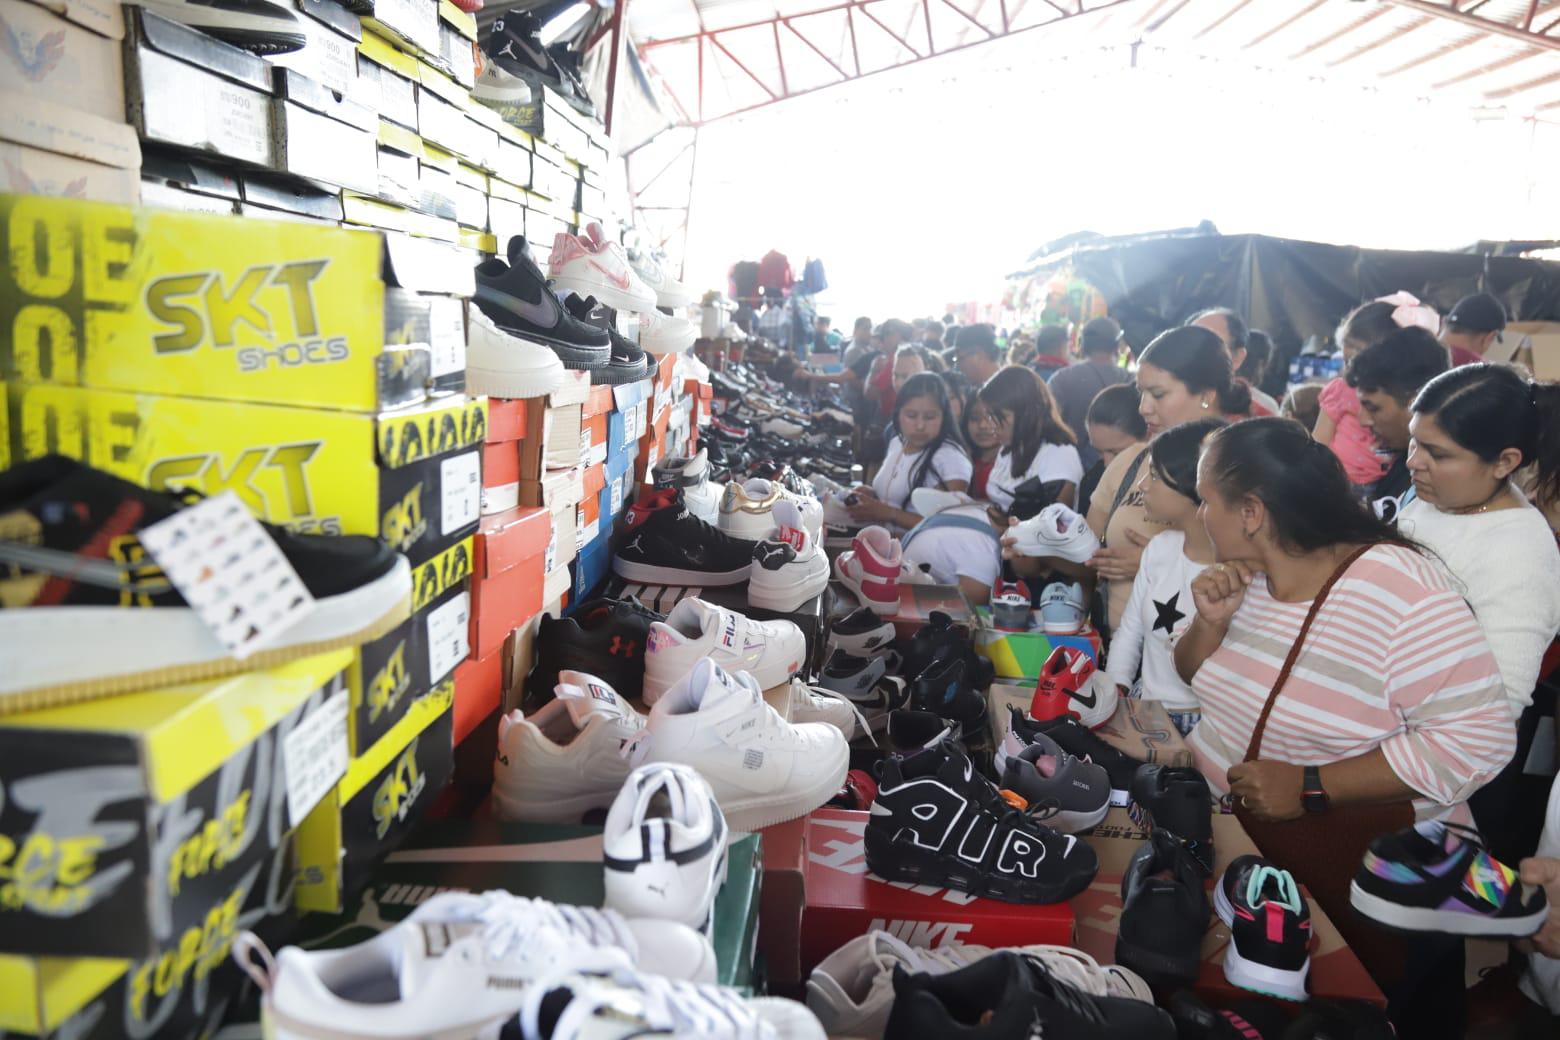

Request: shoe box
left=0, top=649, right=352, bottom=969
left=482, top=397, right=527, bottom=514
left=520, top=462, right=586, bottom=512
left=974, top=607, right=1104, bottom=681
left=0, top=0, right=141, bottom=206
left=985, top=684, right=1196, bottom=768
left=801, top=809, right=1074, bottom=980
left=268, top=0, right=362, bottom=97
left=1075, top=808, right=1386, bottom=1007
left=459, top=505, right=552, bottom=743
left=757, top=816, right=809, bottom=994
left=294, top=683, right=455, bottom=913
left=521, top=372, right=591, bottom=480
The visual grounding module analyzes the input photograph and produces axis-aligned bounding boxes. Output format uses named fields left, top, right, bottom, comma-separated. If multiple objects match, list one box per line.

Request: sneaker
left=638, top=658, right=848, bottom=831
left=525, top=596, right=662, bottom=707
left=1000, top=710, right=1146, bottom=806
left=990, top=578, right=1031, bottom=632
left=748, top=502, right=830, bottom=612
left=642, top=597, right=805, bottom=705
left=886, top=709, right=963, bottom=753
left=720, top=478, right=824, bottom=542
left=651, top=451, right=720, bottom=527
left=612, top=487, right=757, bottom=588
left=819, top=650, right=908, bottom=734
left=545, top=42, right=596, bottom=118
left=786, top=679, right=869, bottom=739
left=826, top=607, right=896, bottom=657
left=1030, top=646, right=1113, bottom=729
left=908, top=655, right=987, bottom=732
left=231, top=892, right=718, bottom=1039
left=549, top=228, right=657, bottom=314
left=1129, top=764, right=1214, bottom=876
left=1040, top=581, right=1087, bottom=634
left=822, top=492, right=858, bottom=533
left=1116, top=829, right=1211, bottom=985
left=465, top=304, right=567, bottom=398
left=761, top=415, right=807, bottom=439
left=639, top=308, right=698, bottom=356
left=1215, top=856, right=1311, bottom=1001
left=474, top=237, right=610, bottom=367
left=883, top=950, right=1174, bottom=1040
left=808, top=471, right=847, bottom=498
left=627, top=247, right=697, bottom=309
left=494, top=672, right=646, bottom=823
left=473, top=40, right=534, bottom=122
left=909, top=487, right=974, bottom=517
left=745, top=461, right=816, bottom=500
left=901, top=611, right=994, bottom=690
left=833, top=525, right=908, bottom=614
left=0, top=456, right=411, bottom=711
left=826, top=769, right=880, bottom=811
left=999, top=733, right=1112, bottom=833
left=866, top=743, right=1098, bottom=904
left=603, top=763, right=728, bottom=938
left=1349, top=820, right=1550, bottom=937
left=563, top=294, right=649, bottom=385
left=483, top=13, right=569, bottom=95
left=1007, top=503, right=1102, bottom=563
left=139, top=0, right=306, bottom=54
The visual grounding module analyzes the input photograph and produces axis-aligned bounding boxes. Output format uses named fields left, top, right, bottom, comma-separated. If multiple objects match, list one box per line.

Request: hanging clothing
left=800, top=257, right=829, bottom=295
left=729, top=261, right=760, bottom=305
left=757, top=250, right=794, bottom=297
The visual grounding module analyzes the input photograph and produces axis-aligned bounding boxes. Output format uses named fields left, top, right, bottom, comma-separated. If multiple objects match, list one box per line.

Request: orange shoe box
left=470, top=506, right=550, bottom=659
left=486, top=398, right=527, bottom=442
left=453, top=641, right=505, bottom=747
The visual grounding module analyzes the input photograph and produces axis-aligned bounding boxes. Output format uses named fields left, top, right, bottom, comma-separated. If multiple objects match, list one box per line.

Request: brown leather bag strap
left=1242, top=544, right=1376, bottom=763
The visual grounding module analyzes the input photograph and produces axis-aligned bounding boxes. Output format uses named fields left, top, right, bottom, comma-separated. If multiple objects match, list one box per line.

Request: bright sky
left=678, top=31, right=1560, bottom=323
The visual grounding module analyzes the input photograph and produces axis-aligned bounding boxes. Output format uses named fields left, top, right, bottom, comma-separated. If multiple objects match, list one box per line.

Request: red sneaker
left=1029, top=646, right=1110, bottom=728
left=991, top=579, right=1031, bottom=632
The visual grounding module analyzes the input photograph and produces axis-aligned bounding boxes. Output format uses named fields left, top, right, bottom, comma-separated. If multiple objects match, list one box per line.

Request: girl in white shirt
left=1106, top=418, right=1226, bottom=735
left=976, top=365, right=1084, bottom=512
left=848, top=372, right=971, bottom=532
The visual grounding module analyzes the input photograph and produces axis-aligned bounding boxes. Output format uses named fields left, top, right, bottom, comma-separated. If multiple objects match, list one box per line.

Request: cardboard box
left=471, top=563, right=544, bottom=661
left=0, top=139, right=138, bottom=204
left=545, top=499, right=579, bottom=572
left=364, top=0, right=440, bottom=58
left=520, top=465, right=585, bottom=511
left=570, top=536, right=611, bottom=603
left=239, top=167, right=345, bottom=222
left=803, top=810, right=1073, bottom=980
left=759, top=816, right=808, bottom=990
left=270, top=0, right=361, bottom=96
left=452, top=641, right=505, bottom=748
left=975, top=608, right=1104, bottom=680
left=356, top=35, right=419, bottom=130
left=272, top=69, right=378, bottom=194
left=0, top=651, right=351, bottom=959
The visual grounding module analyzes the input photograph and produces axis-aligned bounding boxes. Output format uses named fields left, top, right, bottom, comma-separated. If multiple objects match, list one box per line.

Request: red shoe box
left=583, top=383, right=615, bottom=419
left=486, top=398, right=528, bottom=442
left=483, top=440, right=520, bottom=489
left=801, top=809, right=1074, bottom=980
left=453, top=643, right=505, bottom=748
left=759, top=815, right=809, bottom=992
left=470, top=507, right=551, bottom=660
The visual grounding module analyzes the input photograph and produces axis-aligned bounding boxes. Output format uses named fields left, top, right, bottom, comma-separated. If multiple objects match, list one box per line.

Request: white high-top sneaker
left=642, top=598, right=805, bottom=706
left=603, top=763, right=728, bottom=937
left=748, top=501, right=830, bottom=612
left=639, top=659, right=848, bottom=832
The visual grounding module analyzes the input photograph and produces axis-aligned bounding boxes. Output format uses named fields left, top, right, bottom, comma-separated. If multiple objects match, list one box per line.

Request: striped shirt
left=1186, top=544, right=1515, bottom=821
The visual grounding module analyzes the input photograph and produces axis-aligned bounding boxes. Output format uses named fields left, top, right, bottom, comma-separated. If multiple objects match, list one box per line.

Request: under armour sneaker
left=139, top=0, right=305, bottom=54
left=901, top=611, right=994, bottom=690
left=627, top=247, right=697, bottom=309
left=0, top=456, right=411, bottom=713
left=563, top=294, right=649, bottom=385
left=642, top=597, right=805, bottom=705
left=1116, top=829, right=1211, bottom=986
left=494, top=672, right=647, bottom=823
left=1007, top=503, right=1102, bottom=563
left=474, top=237, right=610, bottom=368
left=1349, top=820, right=1549, bottom=937
left=833, top=526, right=934, bottom=614
left=990, top=578, right=1032, bottom=632
left=866, top=743, right=1098, bottom=904
left=749, top=502, right=830, bottom=612
left=638, top=659, right=848, bottom=831
left=999, top=733, right=1112, bottom=833
left=720, top=479, right=824, bottom=542
left=604, top=763, right=728, bottom=938
left=652, top=450, right=721, bottom=526
left=231, top=892, right=718, bottom=1040
left=1040, top=580, right=1087, bottom=635
left=1030, top=646, right=1114, bottom=729
left=1129, top=764, right=1214, bottom=876
left=525, top=596, right=662, bottom=709
left=819, top=650, right=908, bottom=734
left=550, top=227, right=656, bottom=314
left=908, top=655, right=987, bottom=732
left=612, top=487, right=758, bottom=588
left=826, top=607, right=897, bottom=657
left=466, top=304, right=567, bottom=398
left=883, top=950, right=1174, bottom=1040
left=1215, top=855, right=1311, bottom=1001
left=1000, top=710, right=1146, bottom=805
left=639, top=309, right=699, bottom=356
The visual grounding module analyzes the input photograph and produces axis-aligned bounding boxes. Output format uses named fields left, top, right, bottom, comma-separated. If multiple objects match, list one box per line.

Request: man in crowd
left=951, top=323, right=1003, bottom=388
left=841, top=316, right=874, bottom=367
left=1442, top=292, right=1513, bottom=367
left=1047, top=317, right=1131, bottom=469
left=814, top=315, right=840, bottom=354
left=1344, top=326, right=1451, bottom=510
left=1029, top=324, right=1072, bottom=381
left=923, top=321, right=946, bottom=350
left=1188, top=307, right=1281, bottom=414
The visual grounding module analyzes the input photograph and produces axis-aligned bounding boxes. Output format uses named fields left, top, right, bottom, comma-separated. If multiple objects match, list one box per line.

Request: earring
left=1201, top=401, right=1210, bottom=410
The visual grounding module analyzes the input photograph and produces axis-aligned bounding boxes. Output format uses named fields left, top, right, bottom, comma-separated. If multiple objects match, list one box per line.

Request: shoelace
left=1246, top=864, right=1303, bottom=915
left=1018, top=954, right=1108, bottom=1026
left=793, top=681, right=877, bottom=747
left=476, top=894, right=638, bottom=962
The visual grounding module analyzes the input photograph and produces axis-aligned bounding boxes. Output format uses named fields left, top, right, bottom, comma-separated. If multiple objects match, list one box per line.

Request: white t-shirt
left=986, top=442, right=1084, bottom=511
left=1105, top=530, right=1207, bottom=710
left=872, top=436, right=973, bottom=509
left=902, top=505, right=1002, bottom=589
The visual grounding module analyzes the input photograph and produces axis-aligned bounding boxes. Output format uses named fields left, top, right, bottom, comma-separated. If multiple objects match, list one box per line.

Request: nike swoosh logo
left=475, top=284, right=558, bottom=330
left=1072, top=687, right=1097, bottom=709
left=515, top=37, right=551, bottom=69
left=588, top=260, right=633, bottom=291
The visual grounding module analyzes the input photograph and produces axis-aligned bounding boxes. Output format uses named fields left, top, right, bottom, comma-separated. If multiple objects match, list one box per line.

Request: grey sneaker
left=999, top=733, right=1111, bottom=833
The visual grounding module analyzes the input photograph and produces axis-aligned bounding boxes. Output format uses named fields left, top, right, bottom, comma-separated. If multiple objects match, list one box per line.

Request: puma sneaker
left=748, top=501, right=830, bottom=612
left=641, top=597, right=805, bottom=705
left=604, top=763, right=728, bottom=937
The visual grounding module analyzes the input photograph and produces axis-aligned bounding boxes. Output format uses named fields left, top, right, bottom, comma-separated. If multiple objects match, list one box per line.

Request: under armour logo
left=608, top=636, right=638, bottom=657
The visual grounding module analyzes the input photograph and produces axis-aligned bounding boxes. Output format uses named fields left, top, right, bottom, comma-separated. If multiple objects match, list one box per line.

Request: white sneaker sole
left=641, top=326, right=698, bottom=356
left=1042, top=618, right=1084, bottom=635
left=0, top=559, right=411, bottom=714
left=642, top=651, right=802, bottom=706
left=717, top=738, right=849, bottom=831
left=551, top=268, right=657, bottom=314
left=465, top=323, right=566, bottom=398
left=1348, top=880, right=1549, bottom=937
left=1214, top=878, right=1311, bottom=1000
left=1050, top=800, right=1111, bottom=833
left=748, top=565, right=829, bottom=612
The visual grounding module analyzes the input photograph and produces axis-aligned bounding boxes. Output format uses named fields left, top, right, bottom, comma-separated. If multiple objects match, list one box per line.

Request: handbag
left=1231, top=543, right=1414, bottom=988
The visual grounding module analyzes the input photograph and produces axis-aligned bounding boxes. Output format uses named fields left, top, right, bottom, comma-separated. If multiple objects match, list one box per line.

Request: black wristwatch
left=1302, top=765, right=1329, bottom=814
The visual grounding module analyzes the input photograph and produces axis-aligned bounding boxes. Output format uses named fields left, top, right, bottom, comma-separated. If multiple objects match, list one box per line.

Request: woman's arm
left=1106, top=563, right=1152, bottom=689
left=1312, top=409, right=1337, bottom=446
left=1228, top=749, right=1416, bottom=821
left=1174, top=561, right=1251, bottom=682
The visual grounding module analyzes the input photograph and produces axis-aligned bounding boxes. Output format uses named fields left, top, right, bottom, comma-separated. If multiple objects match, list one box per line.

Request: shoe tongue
left=506, top=236, right=531, bottom=267
left=771, top=501, right=806, bottom=551
left=555, top=673, right=635, bottom=726
left=691, top=658, right=754, bottom=709
left=585, top=221, right=607, bottom=249
left=623, top=487, right=678, bottom=526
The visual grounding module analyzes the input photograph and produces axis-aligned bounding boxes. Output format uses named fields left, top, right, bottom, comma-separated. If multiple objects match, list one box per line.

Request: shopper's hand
left=1517, top=857, right=1560, bottom=958
left=1227, top=760, right=1304, bottom=822
left=1191, top=561, right=1253, bottom=626
left=848, top=496, right=896, bottom=523
left=999, top=517, right=1025, bottom=561
left=1089, top=528, right=1148, bottom=582
left=850, top=485, right=877, bottom=500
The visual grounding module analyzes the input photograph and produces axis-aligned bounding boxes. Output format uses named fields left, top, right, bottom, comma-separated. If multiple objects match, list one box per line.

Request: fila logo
left=608, top=636, right=638, bottom=657
left=865, top=919, right=973, bottom=947
left=721, top=616, right=739, bottom=648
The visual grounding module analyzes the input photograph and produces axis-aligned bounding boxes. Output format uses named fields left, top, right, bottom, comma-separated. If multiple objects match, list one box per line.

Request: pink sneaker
left=548, top=225, right=656, bottom=314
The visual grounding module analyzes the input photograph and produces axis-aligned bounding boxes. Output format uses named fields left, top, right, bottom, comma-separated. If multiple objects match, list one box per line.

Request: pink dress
left=1318, top=377, right=1386, bottom=486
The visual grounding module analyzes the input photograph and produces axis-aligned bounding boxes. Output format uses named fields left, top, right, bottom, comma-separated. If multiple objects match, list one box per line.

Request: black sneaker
left=1116, top=829, right=1210, bottom=985
left=1168, top=992, right=1295, bottom=1040
left=139, top=0, right=307, bottom=55
left=818, top=649, right=907, bottom=734
left=745, top=461, right=814, bottom=500
left=909, top=656, right=987, bottom=732
left=611, top=487, right=757, bottom=587
left=0, top=456, right=411, bottom=712
left=902, top=611, right=994, bottom=689
left=546, top=43, right=597, bottom=118
left=1129, top=764, right=1214, bottom=875
left=484, top=13, right=569, bottom=96
left=1002, top=710, right=1145, bottom=807
left=1215, top=855, right=1311, bottom=1001
left=826, top=606, right=897, bottom=656
left=884, top=950, right=1175, bottom=1040
left=474, top=237, right=609, bottom=366
left=562, top=294, right=648, bottom=385
left=885, top=708, right=963, bottom=753
left=524, top=595, right=664, bottom=709
left=866, top=742, right=1098, bottom=904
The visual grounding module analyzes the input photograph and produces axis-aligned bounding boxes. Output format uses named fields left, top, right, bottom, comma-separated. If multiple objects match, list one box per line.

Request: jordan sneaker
left=999, top=732, right=1112, bottom=833
left=604, top=763, right=728, bottom=938
left=1006, top=503, right=1101, bottom=563
left=641, top=597, right=805, bottom=705
left=1215, top=856, right=1311, bottom=1001
left=825, top=608, right=896, bottom=657
left=465, top=304, right=567, bottom=398
left=474, top=237, right=610, bottom=368
left=1030, top=646, right=1113, bottom=729
left=901, top=611, right=994, bottom=690
left=719, top=479, right=824, bottom=542
left=651, top=450, right=720, bottom=527
left=612, top=488, right=757, bottom=588
left=1039, top=581, right=1087, bottom=634
left=748, top=502, right=830, bottom=612
left=908, top=656, right=987, bottom=732
left=549, top=227, right=656, bottom=314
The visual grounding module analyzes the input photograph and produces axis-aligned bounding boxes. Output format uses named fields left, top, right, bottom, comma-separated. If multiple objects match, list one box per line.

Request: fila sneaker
left=548, top=226, right=656, bottom=314
left=1030, top=646, right=1114, bottom=729
left=604, top=763, right=728, bottom=938
left=638, top=659, right=848, bottom=831
left=612, top=488, right=757, bottom=588
left=819, top=650, right=908, bottom=734
left=626, top=247, right=697, bottom=309
left=1006, top=503, right=1102, bottom=564
left=642, top=597, right=805, bottom=705
left=748, top=502, right=830, bottom=612
left=232, top=891, right=718, bottom=1039
left=639, top=309, right=699, bottom=356
left=525, top=596, right=663, bottom=707
left=865, top=743, right=1098, bottom=904
left=1039, top=581, right=1087, bottom=635
left=1215, top=856, right=1311, bottom=1001
left=465, top=304, right=567, bottom=399
left=998, top=733, right=1112, bottom=833
left=719, top=479, right=825, bottom=542
left=825, top=607, right=897, bottom=657
left=474, top=237, right=610, bottom=368
left=494, top=672, right=646, bottom=823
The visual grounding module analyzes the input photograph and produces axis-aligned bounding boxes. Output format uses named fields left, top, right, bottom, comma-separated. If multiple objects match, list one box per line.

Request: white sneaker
left=832, top=526, right=933, bottom=614
left=1006, top=503, right=1101, bottom=564
left=233, top=892, right=717, bottom=1040
left=1039, top=581, right=1087, bottom=635
left=821, top=493, right=857, bottom=533
left=785, top=678, right=870, bottom=740
left=642, top=598, right=806, bottom=705
left=626, top=248, right=697, bottom=309
left=604, top=763, right=728, bottom=938
left=493, top=672, right=646, bottom=823
left=760, top=415, right=806, bottom=439
left=639, top=310, right=698, bottom=355
left=749, top=501, right=830, bottom=612
left=639, top=659, right=848, bottom=832
left=720, top=479, right=825, bottom=542
left=807, top=473, right=847, bottom=499
left=909, top=487, right=975, bottom=517
left=549, top=226, right=657, bottom=314
left=464, top=306, right=567, bottom=399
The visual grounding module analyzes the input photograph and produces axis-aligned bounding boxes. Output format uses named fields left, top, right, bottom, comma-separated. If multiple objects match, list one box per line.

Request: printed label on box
left=426, top=589, right=471, bottom=679
left=544, top=525, right=558, bottom=573
left=610, top=480, right=624, bottom=516
left=428, top=296, right=467, bottom=377
left=440, top=451, right=482, bottom=535
left=284, top=689, right=349, bottom=825
left=645, top=442, right=659, bottom=469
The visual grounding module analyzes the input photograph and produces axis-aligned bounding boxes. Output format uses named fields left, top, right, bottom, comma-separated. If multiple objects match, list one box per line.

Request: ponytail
left=1412, top=363, right=1560, bottom=511
left=1529, top=382, right=1560, bottom=512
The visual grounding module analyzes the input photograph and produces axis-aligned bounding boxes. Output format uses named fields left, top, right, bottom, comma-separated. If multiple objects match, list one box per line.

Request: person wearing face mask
left=848, top=372, right=971, bottom=533
left=1343, top=327, right=1451, bottom=512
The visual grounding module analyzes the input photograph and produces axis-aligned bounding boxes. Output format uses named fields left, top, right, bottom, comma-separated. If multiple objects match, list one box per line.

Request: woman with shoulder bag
left=1175, top=418, right=1515, bottom=1037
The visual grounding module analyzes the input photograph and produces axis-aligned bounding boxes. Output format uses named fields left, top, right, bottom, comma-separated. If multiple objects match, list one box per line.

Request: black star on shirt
left=1152, top=592, right=1186, bottom=635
